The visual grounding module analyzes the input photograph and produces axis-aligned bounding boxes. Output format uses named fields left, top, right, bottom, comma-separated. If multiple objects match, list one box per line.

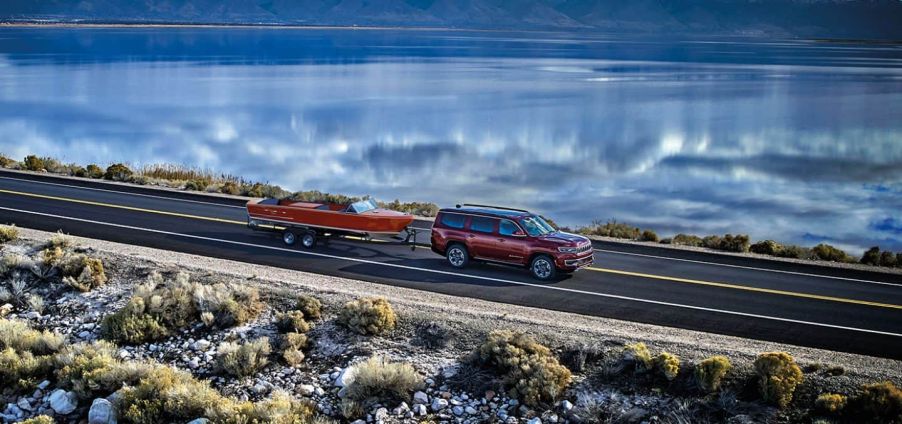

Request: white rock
left=431, top=398, right=448, bottom=412
left=392, top=402, right=409, bottom=415
left=88, top=398, right=116, bottom=424
left=350, top=420, right=365, bottom=424
left=193, top=339, right=211, bottom=351
left=335, top=367, right=356, bottom=387
left=560, top=400, right=573, bottom=411
left=452, top=406, right=464, bottom=416
left=412, top=404, right=427, bottom=416
left=0, top=303, right=13, bottom=317
left=527, top=418, right=542, bottom=424
left=297, top=384, right=315, bottom=396
left=465, top=406, right=478, bottom=415
left=413, top=391, right=429, bottom=404
left=509, top=399, right=519, bottom=406
left=16, top=398, right=32, bottom=412
left=187, top=419, right=210, bottom=424
left=37, top=381, right=50, bottom=390
left=374, top=407, right=388, bottom=420
left=49, top=390, right=77, bottom=415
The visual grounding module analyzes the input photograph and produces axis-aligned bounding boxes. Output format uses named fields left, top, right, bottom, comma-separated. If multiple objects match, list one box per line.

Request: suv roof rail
left=455, top=203, right=529, bottom=213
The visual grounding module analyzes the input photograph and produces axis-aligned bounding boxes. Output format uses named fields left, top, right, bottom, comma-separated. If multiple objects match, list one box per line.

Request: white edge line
left=0, top=175, right=246, bottom=210
left=3, top=206, right=900, bottom=339
left=594, top=248, right=902, bottom=288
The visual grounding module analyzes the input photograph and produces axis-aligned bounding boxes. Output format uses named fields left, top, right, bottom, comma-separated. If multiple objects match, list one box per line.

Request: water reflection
left=1, top=28, right=901, bottom=254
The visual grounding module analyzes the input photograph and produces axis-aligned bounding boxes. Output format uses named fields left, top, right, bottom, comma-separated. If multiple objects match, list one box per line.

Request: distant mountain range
left=3, top=0, right=902, bottom=39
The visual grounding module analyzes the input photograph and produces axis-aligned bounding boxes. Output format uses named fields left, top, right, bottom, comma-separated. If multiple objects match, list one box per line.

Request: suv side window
left=440, top=213, right=466, bottom=229
left=499, top=219, right=520, bottom=236
left=469, top=216, right=497, bottom=234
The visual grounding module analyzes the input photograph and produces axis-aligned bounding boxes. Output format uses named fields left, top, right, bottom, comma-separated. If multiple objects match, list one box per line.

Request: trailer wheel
left=301, top=232, right=317, bottom=249
left=282, top=230, right=297, bottom=246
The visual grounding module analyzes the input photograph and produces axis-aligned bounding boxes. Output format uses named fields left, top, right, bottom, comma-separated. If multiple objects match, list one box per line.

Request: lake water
left=1, top=27, right=901, bottom=254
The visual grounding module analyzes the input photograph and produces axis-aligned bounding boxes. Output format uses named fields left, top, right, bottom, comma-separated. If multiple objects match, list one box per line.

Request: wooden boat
left=246, top=198, right=415, bottom=248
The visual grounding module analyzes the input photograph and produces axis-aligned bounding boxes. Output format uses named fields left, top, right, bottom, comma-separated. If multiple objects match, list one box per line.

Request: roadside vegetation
left=1, top=231, right=899, bottom=423
left=576, top=219, right=902, bottom=270
left=0, top=154, right=439, bottom=217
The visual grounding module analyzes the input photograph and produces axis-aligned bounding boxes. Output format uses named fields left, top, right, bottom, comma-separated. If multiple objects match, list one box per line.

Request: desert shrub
left=621, top=342, right=653, bottom=371
left=23, top=155, right=45, bottom=171
left=53, top=341, right=155, bottom=399
left=220, top=181, right=241, bottom=195
left=26, top=294, right=44, bottom=313
left=85, top=164, right=104, bottom=178
left=754, top=352, right=803, bottom=408
left=115, top=365, right=223, bottom=424
left=216, top=337, right=271, bottom=377
left=672, top=234, right=703, bottom=247
left=0, top=224, right=18, bottom=243
left=413, top=321, right=449, bottom=349
left=0, top=319, right=65, bottom=355
left=71, top=165, right=89, bottom=177
left=183, top=179, right=210, bottom=191
left=337, top=297, right=397, bottom=335
left=845, top=381, right=902, bottom=424
left=695, top=355, right=732, bottom=393
left=104, top=163, right=133, bottom=181
left=217, top=391, right=317, bottom=424
left=778, top=244, right=809, bottom=259
left=815, top=393, right=847, bottom=414
left=340, top=356, right=423, bottom=418
left=60, top=254, right=107, bottom=292
left=750, top=240, right=783, bottom=256
left=811, top=243, right=850, bottom=262
left=475, top=330, right=572, bottom=406
left=276, top=311, right=310, bottom=334
left=654, top=351, right=680, bottom=381
left=18, top=416, right=55, bottom=424
left=719, top=234, right=750, bottom=252
left=378, top=199, right=440, bottom=217
left=0, top=347, right=54, bottom=390
left=46, top=231, right=75, bottom=250
left=286, top=190, right=360, bottom=205
left=0, top=154, right=14, bottom=168
left=897, top=253, right=902, bottom=268
left=860, top=246, right=881, bottom=265
left=578, top=220, right=640, bottom=239
left=879, top=251, right=897, bottom=267
left=280, top=332, right=308, bottom=366
left=102, top=272, right=263, bottom=344
left=295, top=294, right=323, bottom=320
left=100, top=297, right=169, bottom=344
left=702, top=235, right=722, bottom=249
left=639, top=229, right=659, bottom=242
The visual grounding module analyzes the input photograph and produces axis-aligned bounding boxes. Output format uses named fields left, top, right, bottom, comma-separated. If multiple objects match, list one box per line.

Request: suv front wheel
left=446, top=244, right=469, bottom=269
left=530, top=255, right=557, bottom=281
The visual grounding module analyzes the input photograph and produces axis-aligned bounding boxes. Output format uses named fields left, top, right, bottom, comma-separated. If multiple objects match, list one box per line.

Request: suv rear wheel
left=530, top=255, right=556, bottom=281
left=446, top=244, right=469, bottom=269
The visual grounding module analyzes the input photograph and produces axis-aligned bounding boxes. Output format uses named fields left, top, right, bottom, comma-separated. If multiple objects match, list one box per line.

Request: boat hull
left=246, top=199, right=414, bottom=234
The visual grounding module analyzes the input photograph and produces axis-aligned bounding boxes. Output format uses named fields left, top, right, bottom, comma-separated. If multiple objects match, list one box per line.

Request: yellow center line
left=3, top=187, right=898, bottom=309
left=0, top=188, right=247, bottom=226
left=586, top=266, right=902, bottom=310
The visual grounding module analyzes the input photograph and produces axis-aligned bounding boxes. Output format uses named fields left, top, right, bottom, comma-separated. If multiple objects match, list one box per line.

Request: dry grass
left=0, top=224, right=19, bottom=243
left=340, top=356, right=422, bottom=418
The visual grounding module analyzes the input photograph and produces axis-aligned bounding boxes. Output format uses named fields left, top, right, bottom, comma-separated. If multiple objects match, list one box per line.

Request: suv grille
left=576, top=243, right=592, bottom=254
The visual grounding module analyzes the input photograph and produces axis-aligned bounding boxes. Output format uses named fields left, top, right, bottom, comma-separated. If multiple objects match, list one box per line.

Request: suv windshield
left=519, top=215, right=556, bottom=237
left=348, top=199, right=378, bottom=214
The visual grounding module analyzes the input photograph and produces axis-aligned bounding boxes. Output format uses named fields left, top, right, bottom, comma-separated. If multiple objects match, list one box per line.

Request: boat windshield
left=519, top=215, right=556, bottom=237
left=347, top=199, right=378, bottom=214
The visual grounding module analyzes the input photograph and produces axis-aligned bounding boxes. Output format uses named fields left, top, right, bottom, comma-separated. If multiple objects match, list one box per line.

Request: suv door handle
left=496, top=238, right=505, bottom=242
left=467, top=234, right=476, bottom=238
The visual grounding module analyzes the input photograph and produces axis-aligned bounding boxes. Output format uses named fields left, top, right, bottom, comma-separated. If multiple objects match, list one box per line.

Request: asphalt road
left=1, top=170, right=900, bottom=359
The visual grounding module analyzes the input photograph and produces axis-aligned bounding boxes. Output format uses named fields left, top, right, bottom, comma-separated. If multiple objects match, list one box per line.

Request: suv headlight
left=558, top=246, right=578, bottom=253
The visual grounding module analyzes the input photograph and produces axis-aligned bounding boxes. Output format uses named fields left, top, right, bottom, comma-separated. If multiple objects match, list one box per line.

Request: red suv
left=430, top=204, right=594, bottom=280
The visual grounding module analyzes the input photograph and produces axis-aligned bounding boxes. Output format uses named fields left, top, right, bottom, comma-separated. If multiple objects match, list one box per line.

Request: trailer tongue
left=246, top=198, right=419, bottom=249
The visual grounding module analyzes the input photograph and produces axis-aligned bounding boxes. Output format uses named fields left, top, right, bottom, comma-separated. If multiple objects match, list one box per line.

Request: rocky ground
left=1, top=227, right=900, bottom=424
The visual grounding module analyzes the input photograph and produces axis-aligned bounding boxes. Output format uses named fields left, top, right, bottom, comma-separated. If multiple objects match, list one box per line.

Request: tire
left=530, top=255, right=557, bottom=281
left=301, top=232, right=317, bottom=249
left=446, top=244, right=469, bottom=269
left=282, top=230, right=297, bottom=246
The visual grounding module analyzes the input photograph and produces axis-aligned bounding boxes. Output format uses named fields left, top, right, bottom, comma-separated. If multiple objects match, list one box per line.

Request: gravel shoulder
left=15, top=227, right=901, bottom=377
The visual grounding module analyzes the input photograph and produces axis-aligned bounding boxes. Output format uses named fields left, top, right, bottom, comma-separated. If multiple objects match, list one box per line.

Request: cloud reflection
left=1, top=30, right=902, bottom=254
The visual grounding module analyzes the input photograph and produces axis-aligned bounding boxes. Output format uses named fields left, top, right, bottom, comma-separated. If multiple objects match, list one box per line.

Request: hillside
left=3, top=0, right=902, bottom=39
